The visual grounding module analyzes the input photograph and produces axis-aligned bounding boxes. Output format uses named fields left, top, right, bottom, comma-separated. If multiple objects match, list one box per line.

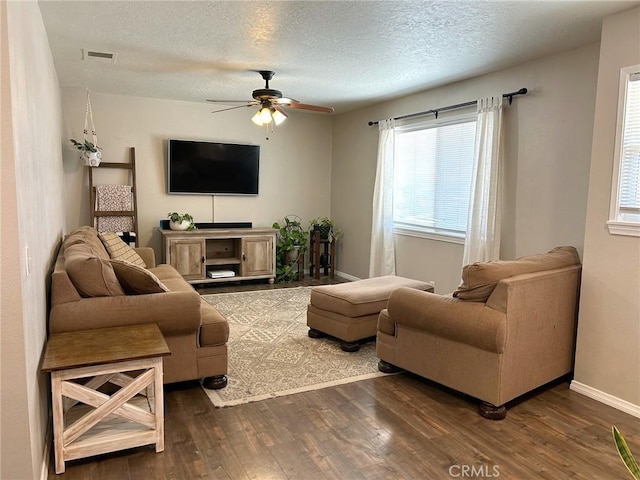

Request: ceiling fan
left=208, top=70, right=334, bottom=126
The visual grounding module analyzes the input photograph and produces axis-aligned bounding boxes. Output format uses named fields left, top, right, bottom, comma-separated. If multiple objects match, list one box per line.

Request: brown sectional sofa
left=49, top=226, right=228, bottom=388
left=377, top=246, right=582, bottom=419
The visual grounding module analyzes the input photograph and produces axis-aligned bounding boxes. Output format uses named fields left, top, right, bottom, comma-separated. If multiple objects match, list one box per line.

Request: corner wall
left=1, top=1, right=66, bottom=478
left=332, top=43, right=599, bottom=292
left=572, top=6, right=640, bottom=412
left=61, top=89, right=334, bottom=259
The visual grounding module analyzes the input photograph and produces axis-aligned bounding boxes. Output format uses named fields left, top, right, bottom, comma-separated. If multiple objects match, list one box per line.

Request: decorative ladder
left=88, top=147, right=139, bottom=246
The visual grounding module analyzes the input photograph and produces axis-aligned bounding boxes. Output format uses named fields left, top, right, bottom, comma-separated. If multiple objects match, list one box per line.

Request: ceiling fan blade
left=273, top=104, right=289, bottom=117
left=207, top=99, right=254, bottom=104
left=209, top=71, right=333, bottom=118
left=283, top=102, right=334, bottom=114
left=273, top=97, right=299, bottom=105
left=211, top=104, right=255, bottom=114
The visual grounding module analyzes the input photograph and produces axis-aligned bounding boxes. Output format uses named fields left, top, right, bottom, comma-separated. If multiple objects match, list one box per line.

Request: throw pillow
left=64, top=243, right=125, bottom=297
left=64, top=226, right=110, bottom=260
left=453, top=246, right=581, bottom=303
left=99, top=232, right=146, bottom=267
left=110, top=259, right=170, bottom=295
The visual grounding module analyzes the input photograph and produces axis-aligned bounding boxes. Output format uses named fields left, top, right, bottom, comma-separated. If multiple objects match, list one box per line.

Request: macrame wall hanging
left=70, top=89, right=102, bottom=166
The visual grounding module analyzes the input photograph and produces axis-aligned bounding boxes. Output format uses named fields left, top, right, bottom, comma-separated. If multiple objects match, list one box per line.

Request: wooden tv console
left=160, top=227, right=276, bottom=284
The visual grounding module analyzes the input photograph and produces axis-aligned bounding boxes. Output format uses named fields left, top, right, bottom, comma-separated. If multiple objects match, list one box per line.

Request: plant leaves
left=613, top=426, right=640, bottom=480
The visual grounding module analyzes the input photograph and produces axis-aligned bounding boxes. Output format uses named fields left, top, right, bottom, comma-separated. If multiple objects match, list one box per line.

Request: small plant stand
left=284, top=248, right=305, bottom=281
left=309, top=230, right=336, bottom=279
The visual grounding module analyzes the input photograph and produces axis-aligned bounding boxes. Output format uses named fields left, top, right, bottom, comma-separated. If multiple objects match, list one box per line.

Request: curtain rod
left=367, top=88, right=528, bottom=126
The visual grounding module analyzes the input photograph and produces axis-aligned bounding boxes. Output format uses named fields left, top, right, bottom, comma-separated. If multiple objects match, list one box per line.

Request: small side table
left=309, top=230, right=336, bottom=279
left=41, top=324, right=171, bottom=474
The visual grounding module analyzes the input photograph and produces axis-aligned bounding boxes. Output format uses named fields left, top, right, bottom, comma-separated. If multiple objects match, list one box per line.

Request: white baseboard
left=302, top=269, right=360, bottom=282
left=335, top=270, right=360, bottom=282
left=40, top=417, right=52, bottom=480
left=570, top=381, right=640, bottom=418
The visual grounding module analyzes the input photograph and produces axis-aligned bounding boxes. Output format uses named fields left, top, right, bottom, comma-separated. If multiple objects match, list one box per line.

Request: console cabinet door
left=240, top=236, right=274, bottom=277
left=169, top=239, right=205, bottom=280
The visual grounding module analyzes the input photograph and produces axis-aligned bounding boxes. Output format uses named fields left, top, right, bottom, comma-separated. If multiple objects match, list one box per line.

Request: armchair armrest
left=49, top=290, right=201, bottom=336
left=387, top=287, right=506, bottom=353
left=134, top=247, right=156, bottom=268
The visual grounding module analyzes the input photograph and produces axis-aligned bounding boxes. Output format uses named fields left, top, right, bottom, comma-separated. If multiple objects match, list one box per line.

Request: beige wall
left=2, top=5, right=637, bottom=478
left=573, top=7, right=640, bottom=409
left=1, top=1, right=66, bottom=479
left=61, top=89, right=333, bottom=259
left=332, top=44, right=599, bottom=292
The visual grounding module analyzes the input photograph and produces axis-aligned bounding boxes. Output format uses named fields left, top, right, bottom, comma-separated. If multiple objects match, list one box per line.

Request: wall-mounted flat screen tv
left=167, top=139, right=260, bottom=195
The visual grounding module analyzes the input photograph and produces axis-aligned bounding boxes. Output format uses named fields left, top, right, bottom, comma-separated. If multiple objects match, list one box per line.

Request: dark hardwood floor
left=48, top=277, right=640, bottom=479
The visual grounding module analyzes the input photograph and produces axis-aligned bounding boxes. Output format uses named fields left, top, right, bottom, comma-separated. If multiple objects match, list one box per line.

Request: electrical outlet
left=25, top=245, right=31, bottom=277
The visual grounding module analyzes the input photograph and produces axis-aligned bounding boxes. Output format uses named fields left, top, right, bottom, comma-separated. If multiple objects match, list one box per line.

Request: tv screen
left=168, top=139, right=259, bottom=195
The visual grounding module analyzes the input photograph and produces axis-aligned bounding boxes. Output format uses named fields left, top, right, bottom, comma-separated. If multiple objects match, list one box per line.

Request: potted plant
left=309, top=217, right=342, bottom=243
left=70, top=138, right=102, bottom=167
left=167, top=212, right=196, bottom=231
left=272, top=215, right=308, bottom=282
left=308, top=217, right=342, bottom=270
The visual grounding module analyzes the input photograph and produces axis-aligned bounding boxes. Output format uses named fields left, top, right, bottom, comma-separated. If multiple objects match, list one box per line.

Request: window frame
left=392, top=112, right=477, bottom=244
left=607, top=64, right=640, bottom=237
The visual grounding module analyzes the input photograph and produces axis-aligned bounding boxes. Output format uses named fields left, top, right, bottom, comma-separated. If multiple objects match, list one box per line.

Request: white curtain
left=369, top=119, right=396, bottom=277
left=462, top=96, right=503, bottom=266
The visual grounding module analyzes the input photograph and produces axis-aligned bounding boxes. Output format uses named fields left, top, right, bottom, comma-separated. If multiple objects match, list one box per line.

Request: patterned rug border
left=200, top=286, right=389, bottom=408
left=203, top=371, right=387, bottom=407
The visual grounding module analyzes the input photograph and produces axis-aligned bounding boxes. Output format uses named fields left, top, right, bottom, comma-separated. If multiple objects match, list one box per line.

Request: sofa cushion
left=150, top=264, right=187, bottom=282
left=63, top=226, right=109, bottom=260
left=64, top=243, right=125, bottom=297
left=157, top=277, right=195, bottom=293
left=110, top=259, right=170, bottom=295
left=453, top=246, right=581, bottom=302
left=99, top=232, right=146, bottom=267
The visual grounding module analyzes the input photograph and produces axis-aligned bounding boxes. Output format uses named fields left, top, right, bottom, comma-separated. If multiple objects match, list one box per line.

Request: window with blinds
left=608, top=64, right=640, bottom=236
left=393, top=115, right=477, bottom=241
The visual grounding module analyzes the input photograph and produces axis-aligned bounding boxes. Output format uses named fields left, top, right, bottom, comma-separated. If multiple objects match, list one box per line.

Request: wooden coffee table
left=41, top=323, right=171, bottom=474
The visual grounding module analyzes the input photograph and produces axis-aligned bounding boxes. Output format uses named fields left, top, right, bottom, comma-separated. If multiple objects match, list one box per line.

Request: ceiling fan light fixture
left=272, top=108, right=287, bottom=126
left=258, top=106, right=273, bottom=124
left=251, top=110, right=265, bottom=126
left=212, top=71, right=331, bottom=128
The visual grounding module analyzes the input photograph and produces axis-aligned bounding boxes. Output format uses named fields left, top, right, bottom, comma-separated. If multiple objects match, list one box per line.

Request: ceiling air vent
left=82, top=49, right=117, bottom=64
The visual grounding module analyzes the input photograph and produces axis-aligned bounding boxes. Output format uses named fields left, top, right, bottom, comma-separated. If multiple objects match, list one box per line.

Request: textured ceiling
left=39, top=0, right=639, bottom=114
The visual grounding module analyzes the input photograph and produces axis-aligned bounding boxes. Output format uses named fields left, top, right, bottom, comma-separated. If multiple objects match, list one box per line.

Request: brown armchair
left=376, top=247, right=582, bottom=419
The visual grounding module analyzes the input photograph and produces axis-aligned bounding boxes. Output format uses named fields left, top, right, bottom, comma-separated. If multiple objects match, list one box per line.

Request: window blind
left=393, top=119, right=476, bottom=237
left=619, top=72, right=640, bottom=218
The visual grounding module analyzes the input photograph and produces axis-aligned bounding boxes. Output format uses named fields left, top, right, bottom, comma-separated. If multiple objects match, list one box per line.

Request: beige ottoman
left=307, top=275, right=434, bottom=351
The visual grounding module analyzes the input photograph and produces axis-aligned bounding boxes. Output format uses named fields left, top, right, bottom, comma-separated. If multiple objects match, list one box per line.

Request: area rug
left=200, top=286, right=386, bottom=407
